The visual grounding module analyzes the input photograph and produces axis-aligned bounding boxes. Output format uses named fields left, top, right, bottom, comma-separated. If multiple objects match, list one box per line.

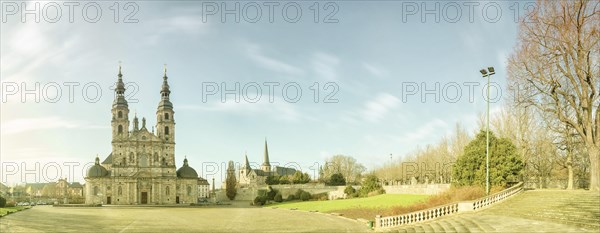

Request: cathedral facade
left=85, top=66, right=209, bottom=205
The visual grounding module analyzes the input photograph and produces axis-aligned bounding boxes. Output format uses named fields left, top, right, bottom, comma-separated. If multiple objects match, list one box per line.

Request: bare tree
left=507, top=0, right=600, bottom=190
left=373, top=122, right=471, bottom=184
left=320, top=155, right=366, bottom=184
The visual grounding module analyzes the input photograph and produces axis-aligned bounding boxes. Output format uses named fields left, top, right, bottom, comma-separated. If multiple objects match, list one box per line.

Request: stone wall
left=220, top=184, right=342, bottom=201
left=270, top=184, right=338, bottom=199
left=383, top=184, right=450, bottom=195
left=524, top=178, right=589, bottom=190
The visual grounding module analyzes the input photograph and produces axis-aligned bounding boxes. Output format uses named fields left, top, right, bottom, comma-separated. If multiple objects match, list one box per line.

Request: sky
left=0, top=0, right=529, bottom=186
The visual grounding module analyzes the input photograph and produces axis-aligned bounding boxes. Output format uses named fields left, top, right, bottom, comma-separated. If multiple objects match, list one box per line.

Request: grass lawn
left=268, top=194, right=429, bottom=213
left=0, top=206, right=31, bottom=217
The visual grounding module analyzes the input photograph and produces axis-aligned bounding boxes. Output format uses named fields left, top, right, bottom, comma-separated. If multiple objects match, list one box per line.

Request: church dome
left=87, top=156, right=109, bottom=178
left=176, top=158, right=198, bottom=178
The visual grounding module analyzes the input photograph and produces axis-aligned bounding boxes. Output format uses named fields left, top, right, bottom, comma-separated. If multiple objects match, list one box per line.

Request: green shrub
left=0, top=196, right=6, bottom=208
left=294, top=189, right=304, bottom=198
left=5, top=201, right=16, bottom=207
left=257, top=189, right=267, bottom=197
left=253, top=196, right=267, bottom=206
left=300, top=191, right=311, bottom=201
left=311, top=192, right=328, bottom=201
left=274, top=193, right=283, bottom=202
left=344, top=185, right=356, bottom=196
left=279, top=176, right=290, bottom=184
left=287, top=194, right=296, bottom=201
left=253, top=196, right=262, bottom=206
left=266, top=175, right=280, bottom=185
left=266, top=187, right=277, bottom=201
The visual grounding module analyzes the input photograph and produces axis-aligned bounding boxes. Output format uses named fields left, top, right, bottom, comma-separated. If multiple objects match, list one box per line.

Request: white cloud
left=312, top=52, right=340, bottom=80
left=142, top=15, right=209, bottom=46
left=393, top=118, right=449, bottom=145
left=362, top=62, right=388, bottom=78
left=245, top=43, right=304, bottom=76
left=179, top=98, right=312, bottom=122
left=0, top=117, right=106, bottom=136
left=361, top=93, right=401, bottom=123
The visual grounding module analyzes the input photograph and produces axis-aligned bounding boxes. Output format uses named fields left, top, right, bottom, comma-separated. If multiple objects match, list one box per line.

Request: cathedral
left=85, top=66, right=210, bottom=205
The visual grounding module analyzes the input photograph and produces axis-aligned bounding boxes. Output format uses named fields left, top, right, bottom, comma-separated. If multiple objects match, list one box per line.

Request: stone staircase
left=484, top=190, right=600, bottom=229
left=385, top=190, right=600, bottom=233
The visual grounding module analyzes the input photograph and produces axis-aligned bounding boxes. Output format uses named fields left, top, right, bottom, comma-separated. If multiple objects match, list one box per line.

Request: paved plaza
left=0, top=205, right=366, bottom=232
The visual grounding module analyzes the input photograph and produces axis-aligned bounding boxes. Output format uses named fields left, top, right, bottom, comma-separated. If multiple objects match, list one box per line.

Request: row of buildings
left=1, top=179, right=84, bottom=203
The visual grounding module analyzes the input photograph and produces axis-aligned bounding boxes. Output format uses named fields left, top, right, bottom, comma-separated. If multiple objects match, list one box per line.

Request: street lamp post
left=389, top=154, right=393, bottom=185
left=480, top=67, right=495, bottom=195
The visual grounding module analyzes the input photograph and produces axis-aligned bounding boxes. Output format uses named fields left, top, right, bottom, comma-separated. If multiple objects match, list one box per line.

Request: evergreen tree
left=452, top=130, right=524, bottom=187
left=359, top=174, right=384, bottom=197
left=328, top=173, right=346, bottom=186
left=226, top=161, right=237, bottom=200
left=292, top=171, right=310, bottom=184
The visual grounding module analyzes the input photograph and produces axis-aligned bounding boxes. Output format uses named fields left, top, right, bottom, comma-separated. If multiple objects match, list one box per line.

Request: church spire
left=244, top=152, right=251, bottom=170
left=113, top=62, right=127, bottom=107
left=158, top=64, right=173, bottom=109
left=262, top=139, right=271, bottom=172
left=133, top=112, right=139, bottom=131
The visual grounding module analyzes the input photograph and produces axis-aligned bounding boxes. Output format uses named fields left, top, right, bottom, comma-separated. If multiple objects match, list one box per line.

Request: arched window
left=165, top=113, right=169, bottom=120
left=118, top=186, right=122, bottom=196
left=93, top=186, right=99, bottom=195
left=118, top=125, right=123, bottom=134
left=187, top=186, right=192, bottom=196
left=165, top=126, right=170, bottom=135
left=166, top=186, right=170, bottom=195
left=129, top=152, right=134, bottom=162
left=118, top=111, right=123, bottom=118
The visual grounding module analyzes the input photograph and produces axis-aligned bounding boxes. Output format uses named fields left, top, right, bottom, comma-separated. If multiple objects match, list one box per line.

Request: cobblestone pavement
left=0, top=205, right=367, bottom=232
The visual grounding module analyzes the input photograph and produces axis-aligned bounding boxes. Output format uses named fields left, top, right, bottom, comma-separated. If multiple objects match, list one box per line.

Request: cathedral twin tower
left=111, top=65, right=175, bottom=144
left=85, top=65, right=209, bottom=205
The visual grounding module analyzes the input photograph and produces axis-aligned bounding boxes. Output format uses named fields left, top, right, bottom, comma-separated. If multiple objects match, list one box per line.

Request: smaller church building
left=238, top=140, right=298, bottom=186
